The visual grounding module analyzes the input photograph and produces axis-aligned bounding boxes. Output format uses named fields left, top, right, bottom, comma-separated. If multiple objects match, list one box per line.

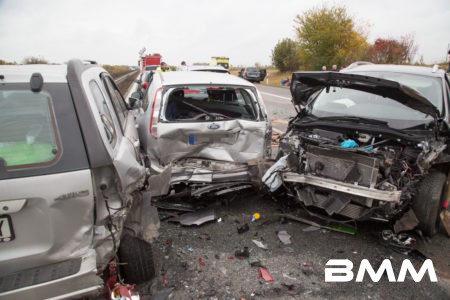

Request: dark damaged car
left=264, top=65, right=450, bottom=236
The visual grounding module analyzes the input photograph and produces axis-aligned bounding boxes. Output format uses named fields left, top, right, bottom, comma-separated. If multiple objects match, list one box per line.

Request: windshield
left=164, top=85, right=258, bottom=121
left=349, top=71, right=443, bottom=113
left=306, top=87, right=433, bottom=129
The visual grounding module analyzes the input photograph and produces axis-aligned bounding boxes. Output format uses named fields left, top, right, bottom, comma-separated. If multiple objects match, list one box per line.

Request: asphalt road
left=255, top=84, right=296, bottom=133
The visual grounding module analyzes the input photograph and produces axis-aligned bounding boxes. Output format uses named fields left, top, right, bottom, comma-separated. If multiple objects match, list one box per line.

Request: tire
left=118, top=234, right=156, bottom=284
left=412, top=170, right=446, bottom=236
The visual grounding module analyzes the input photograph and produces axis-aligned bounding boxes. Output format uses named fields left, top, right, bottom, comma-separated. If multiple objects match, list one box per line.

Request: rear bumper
left=0, top=250, right=103, bottom=300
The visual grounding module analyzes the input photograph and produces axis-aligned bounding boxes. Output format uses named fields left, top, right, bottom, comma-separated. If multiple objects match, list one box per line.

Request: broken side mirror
left=128, top=91, right=143, bottom=110
left=291, top=82, right=315, bottom=107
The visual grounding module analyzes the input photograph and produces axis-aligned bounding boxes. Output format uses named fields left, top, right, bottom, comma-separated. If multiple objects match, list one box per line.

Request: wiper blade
left=304, top=115, right=388, bottom=126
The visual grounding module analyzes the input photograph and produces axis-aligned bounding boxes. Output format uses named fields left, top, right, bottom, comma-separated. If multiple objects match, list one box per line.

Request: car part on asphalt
left=258, top=267, right=274, bottom=282
left=175, top=208, right=216, bottom=226
left=277, top=230, right=292, bottom=245
left=252, top=239, right=269, bottom=250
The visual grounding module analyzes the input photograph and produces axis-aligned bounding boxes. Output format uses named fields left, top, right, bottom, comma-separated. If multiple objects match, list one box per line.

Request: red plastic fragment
left=199, top=257, right=206, bottom=267
left=228, top=256, right=234, bottom=260
left=258, top=267, right=274, bottom=282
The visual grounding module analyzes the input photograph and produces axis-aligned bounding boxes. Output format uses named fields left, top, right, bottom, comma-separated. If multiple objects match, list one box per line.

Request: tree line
left=272, top=6, right=419, bottom=71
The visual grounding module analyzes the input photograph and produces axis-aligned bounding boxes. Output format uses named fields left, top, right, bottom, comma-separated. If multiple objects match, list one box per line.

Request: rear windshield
left=0, top=90, right=61, bottom=168
left=0, top=83, right=89, bottom=179
left=246, top=68, right=259, bottom=72
left=164, top=86, right=258, bottom=121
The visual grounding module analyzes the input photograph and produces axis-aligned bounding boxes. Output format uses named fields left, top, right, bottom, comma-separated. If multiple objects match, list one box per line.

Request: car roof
left=187, top=65, right=229, bottom=73
left=157, top=71, right=255, bottom=87
left=343, top=64, right=446, bottom=78
left=0, top=64, right=68, bottom=83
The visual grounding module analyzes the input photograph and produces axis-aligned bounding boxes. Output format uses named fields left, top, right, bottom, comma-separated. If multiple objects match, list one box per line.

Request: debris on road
left=277, top=230, right=292, bottom=245
left=110, top=284, right=139, bottom=300
left=277, top=213, right=357, bottom=235
left=175, top=208, right=216, bottom=226
left=199, top=257, right=206, bottom=267
left=235, top=247, right=250, bottom=259
left=252, top=239, right=268, bottom=250
left=302, top=225, right=320, bottom=232
left=251, top=212, right=261, bottom=222
left=258, top=267, right=274, bottom=282
left=237, top=223, right=250, bottom=234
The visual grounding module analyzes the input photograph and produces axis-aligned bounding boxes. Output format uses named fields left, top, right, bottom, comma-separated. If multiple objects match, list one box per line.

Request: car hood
left=290, top=72, right=439, bottom=118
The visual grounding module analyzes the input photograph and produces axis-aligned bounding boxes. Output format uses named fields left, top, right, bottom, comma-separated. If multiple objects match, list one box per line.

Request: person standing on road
left=156, top=62, right=171, bottom=72
left=321, top=65, right=327, bottom=71
left=331, top=64, right=339, bottom=72
left=177, top=61, right=188, bottom=71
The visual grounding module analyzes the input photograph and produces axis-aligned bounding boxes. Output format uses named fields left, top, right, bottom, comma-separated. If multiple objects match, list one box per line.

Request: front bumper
left=282, top=172, right=402, bottom=202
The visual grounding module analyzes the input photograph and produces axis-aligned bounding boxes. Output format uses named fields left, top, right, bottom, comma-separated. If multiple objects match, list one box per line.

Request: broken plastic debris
left=199, top=257, right=206, bottom=267
left=110, top=284, right=140, bottom=300
left=258, top=267, right=274, bottom=282
left=237, top=223, right=250, bottom=234
left=178, top=208, right=216, bottom=226
left=262, top=154, right=289, bottom=192
left=251, top=212, right=261, bottom=222
left=277, top=231, right=292, bottom=245
left=187, top=246, right=194, bottom=253
left=252, top=239, right=268, bottom=250
left=282, top=273, right=297, bottom=280
left=217, top=218, right=222, bottom=223
left=302, top=225, right=320, bottom=232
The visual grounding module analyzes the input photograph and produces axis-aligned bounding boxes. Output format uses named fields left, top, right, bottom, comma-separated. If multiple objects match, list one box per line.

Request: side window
left=89, top=80, right=117, bottom=147
left=102, top=75, right=128, bottom=129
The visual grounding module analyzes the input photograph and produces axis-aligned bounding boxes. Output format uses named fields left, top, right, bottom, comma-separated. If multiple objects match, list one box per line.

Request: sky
left=0, top=0, right=449, bottom=67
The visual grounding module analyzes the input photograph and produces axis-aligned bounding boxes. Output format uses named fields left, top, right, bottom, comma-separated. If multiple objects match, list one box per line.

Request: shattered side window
left=164, top=86, right=257, bottom=121
left=0, top=90, right=62, bottom=169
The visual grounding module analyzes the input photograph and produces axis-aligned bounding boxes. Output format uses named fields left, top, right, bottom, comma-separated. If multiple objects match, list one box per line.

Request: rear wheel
left=412, top=170, right=446, bottom=236
left=118, top=234, right=156, bottom=284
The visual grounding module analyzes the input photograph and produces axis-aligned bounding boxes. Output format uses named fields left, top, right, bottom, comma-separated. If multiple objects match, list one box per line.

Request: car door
left=91, top=71, right=146, bottom=194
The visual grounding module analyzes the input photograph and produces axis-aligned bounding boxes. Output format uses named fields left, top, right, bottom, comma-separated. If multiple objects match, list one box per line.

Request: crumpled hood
left=290, top=71, right=439, bottom=118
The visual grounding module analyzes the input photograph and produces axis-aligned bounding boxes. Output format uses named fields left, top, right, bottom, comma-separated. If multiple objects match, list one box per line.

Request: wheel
left=118, top=234, right=156, bottom=284
left=412, top=170, right=446, bottom=236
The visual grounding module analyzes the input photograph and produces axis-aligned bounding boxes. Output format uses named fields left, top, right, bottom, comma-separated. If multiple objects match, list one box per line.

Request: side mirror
left=128, top=91, right=143, bottom=109
left=134, top=79, right=142, bottom=84
left=291, top=82, right=318, bottom=107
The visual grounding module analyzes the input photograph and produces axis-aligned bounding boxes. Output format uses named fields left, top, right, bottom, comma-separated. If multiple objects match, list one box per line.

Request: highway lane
left=255, top=83, right=296, bottom=132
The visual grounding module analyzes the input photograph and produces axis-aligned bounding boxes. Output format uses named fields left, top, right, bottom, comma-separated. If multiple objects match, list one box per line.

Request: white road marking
left=260, top=91, right=291, bottom=100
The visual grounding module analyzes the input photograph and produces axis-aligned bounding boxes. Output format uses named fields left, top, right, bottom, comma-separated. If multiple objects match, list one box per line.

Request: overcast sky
left=0, top=0, right=449, bottom=67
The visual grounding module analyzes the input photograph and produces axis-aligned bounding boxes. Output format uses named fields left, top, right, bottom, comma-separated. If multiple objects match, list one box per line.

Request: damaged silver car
left=0, top=60, right=157, bottom=299
left=133, top=71, right=271, bottom=206
left=264, top=65, right=450, bottom=236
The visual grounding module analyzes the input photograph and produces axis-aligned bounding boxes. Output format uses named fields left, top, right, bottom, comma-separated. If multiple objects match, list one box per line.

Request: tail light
left=149, top=88, right=162, bottom=137
left=143, top=82, right=149, bottom=89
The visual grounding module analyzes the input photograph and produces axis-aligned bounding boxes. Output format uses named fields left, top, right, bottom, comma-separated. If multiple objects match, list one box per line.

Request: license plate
left=0, top=215, right=15, bottom=242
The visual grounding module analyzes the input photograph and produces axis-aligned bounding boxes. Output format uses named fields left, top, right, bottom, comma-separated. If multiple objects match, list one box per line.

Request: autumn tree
left=294, top=6, right=369, bottom=70
left=272, top=38, right=301, bottom=72
left=369, top=34, right=417, bottom=64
